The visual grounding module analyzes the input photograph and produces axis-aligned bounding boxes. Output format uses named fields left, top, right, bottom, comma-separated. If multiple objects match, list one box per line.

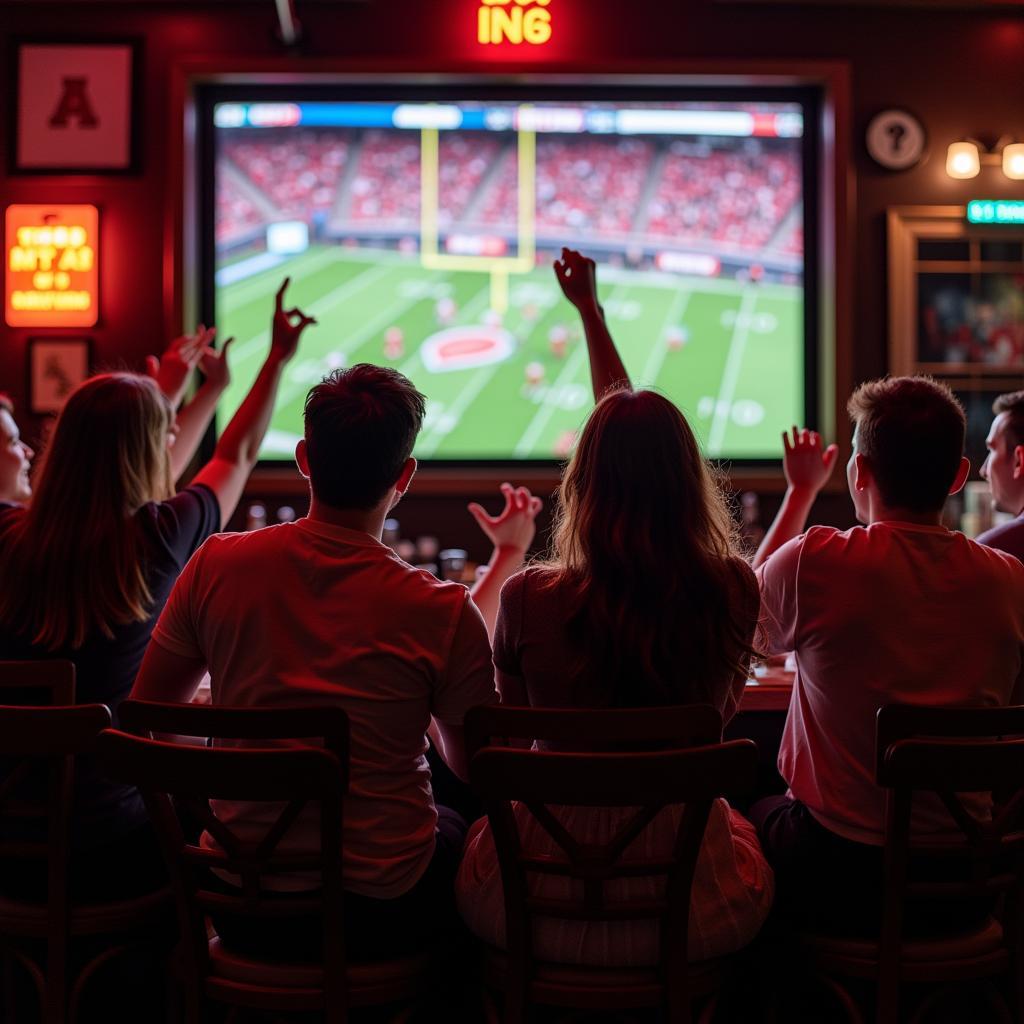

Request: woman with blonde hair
left=0, top=280, right=313, bottom=899
left=456, top=250, right=773, bottom=965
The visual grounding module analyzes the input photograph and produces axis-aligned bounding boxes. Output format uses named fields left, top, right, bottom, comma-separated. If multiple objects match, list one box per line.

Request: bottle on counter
left=382, top=518, right=401, bottom=549
left=276, top=505, right=297, bottom=525
left=439, top=548, right=468, bottom=582
left=245, top=504, right=267, bottom=532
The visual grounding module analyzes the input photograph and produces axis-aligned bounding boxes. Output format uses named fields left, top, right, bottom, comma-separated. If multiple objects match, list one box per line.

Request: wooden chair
left=798, top=704, right=1024, bottom=1024
left=100, top=702, right=440, bottom=1023
left=0, top=703, right=172, bottom=1024
left=464, top=703, right=756, bottom=1024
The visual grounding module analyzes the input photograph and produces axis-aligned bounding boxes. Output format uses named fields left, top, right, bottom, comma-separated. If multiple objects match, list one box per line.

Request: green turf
left=214, top=244, right=803, bottom=462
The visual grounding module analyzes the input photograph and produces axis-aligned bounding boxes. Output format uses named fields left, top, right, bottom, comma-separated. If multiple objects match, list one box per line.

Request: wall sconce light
left=946, top=140, right=982, bottom=179
left=1002, top=143, right=1024, bottom=181
left=946, top=137, right=1024, bottom=180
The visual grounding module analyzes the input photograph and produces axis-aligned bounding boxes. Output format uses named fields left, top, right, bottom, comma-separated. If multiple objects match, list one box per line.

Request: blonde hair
left=0, top=373, right=174, bottom=649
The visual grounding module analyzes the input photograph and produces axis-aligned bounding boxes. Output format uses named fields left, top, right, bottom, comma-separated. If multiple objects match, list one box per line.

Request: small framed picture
left=10, top=38, right=141, bottom=174
left=28, top=338, right=91, bottom=414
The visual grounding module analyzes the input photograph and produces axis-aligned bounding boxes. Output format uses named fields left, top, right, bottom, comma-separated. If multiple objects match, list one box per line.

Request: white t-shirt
left=757, top=522, right=1024, bottom=845
left=152, top=518, right=497, bottom=898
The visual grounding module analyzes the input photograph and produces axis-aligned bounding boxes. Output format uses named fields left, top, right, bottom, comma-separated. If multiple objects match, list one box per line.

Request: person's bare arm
left=191, top=279, right=315, bottom=527
left=131, top=637, right=208, bottom=705
left=468, top=483, right=543, bottom=640
left=170, top=331, right=234, bottom=481
left=554, top=248, right=630, bottom=399
left=753, top=427, right=839, bottom=569
left=146, top=329, right=207, bottom=409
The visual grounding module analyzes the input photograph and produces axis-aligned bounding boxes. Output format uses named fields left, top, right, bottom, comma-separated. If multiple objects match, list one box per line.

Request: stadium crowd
left=215, top=128, right=801, bottom=254
left=1, top=249, right=1023, bottom=1022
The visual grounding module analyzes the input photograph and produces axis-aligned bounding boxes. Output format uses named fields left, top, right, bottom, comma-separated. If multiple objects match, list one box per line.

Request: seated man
left=132, top=363, right=542, bottom=960
left=750, top=378, right=1024, bottom=931
left=978, top=389, right=1024, bottom=561
left=0, top=394, right=34, bottom=507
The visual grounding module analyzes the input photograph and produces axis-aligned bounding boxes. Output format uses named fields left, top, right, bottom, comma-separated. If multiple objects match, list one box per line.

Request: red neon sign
left=5, top=204, right=99, bottom=328
left=478, top=0, right=553, bottom=46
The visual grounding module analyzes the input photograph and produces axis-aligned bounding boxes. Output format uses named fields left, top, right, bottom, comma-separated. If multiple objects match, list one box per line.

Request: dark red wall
left=3, top=0, right=1023, bottom=472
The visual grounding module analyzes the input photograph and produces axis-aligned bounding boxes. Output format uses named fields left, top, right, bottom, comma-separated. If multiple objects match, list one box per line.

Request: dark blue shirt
left=977, top=515, right=1024, bottom=565
left=0, top=484, right=220, bottom=848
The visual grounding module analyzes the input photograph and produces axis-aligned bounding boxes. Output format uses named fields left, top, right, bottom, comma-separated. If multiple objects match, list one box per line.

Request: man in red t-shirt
left=751, top=377, right=1024, bottom=930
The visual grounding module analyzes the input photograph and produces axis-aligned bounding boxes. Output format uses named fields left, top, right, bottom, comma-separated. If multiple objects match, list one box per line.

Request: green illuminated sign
left=967, top=199, right=1024, bottom=225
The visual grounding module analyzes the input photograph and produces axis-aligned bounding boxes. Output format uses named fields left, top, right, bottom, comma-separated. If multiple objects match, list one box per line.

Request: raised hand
left=468, top=483, right=544, bottom=556
left=271, top=278, right=317, bottom=362
left=199, top=333, right=235, bottom=392
left=782, top=426, right=839, bottom=495
left=145, top=326, right=211, bottom=406
left=553, top=248, right=600, bottom=313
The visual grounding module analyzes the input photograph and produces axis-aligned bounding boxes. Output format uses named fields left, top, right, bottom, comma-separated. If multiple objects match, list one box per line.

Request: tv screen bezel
left=196, top=78, right=823, bottom=471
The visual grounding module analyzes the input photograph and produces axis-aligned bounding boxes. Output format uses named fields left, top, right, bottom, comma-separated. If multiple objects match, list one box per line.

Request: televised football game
left=212, top=98, right=807, bottom=462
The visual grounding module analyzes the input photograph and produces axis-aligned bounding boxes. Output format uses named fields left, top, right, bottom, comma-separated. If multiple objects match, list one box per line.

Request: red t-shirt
left=757, top=522, right=1024, bottom=845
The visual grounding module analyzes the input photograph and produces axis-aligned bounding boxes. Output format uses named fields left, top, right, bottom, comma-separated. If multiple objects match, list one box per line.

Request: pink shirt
left=757, top=522, right=1024, bottom=845
left=152, top=518, right=497, bottom=898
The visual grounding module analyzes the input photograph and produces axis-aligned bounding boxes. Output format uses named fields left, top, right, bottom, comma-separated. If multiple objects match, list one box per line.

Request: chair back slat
left=875, top=704, right=1024, bottom=778
left=118, top=699, right=349, bottom=763
left=465, top=703, right=721, bottom=760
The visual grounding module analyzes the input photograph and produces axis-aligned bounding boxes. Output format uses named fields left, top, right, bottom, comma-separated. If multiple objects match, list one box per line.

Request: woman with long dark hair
left=456, top=250, right=772, bottom=965
left=0, top=280, right=314, bottom=898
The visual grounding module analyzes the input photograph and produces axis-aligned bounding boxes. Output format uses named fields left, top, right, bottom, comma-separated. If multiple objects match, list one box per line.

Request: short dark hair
left=303, top=364, right=426, bottom=510
left=993, top=390, right=1024, bottom=451
left=847, top=376, right=965, bottom=513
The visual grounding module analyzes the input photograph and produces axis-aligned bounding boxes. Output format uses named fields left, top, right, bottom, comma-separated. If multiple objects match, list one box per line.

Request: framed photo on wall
left=9, top=38, right=141, bottom=174
left=28, top=338, right=91, bottom=414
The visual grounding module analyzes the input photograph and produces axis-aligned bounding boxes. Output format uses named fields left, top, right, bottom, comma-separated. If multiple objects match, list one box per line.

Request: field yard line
left=396, top=284, right=493, bottom=379
left=227, top=261, right=398, bottom=366
left=598, top=265, right=796, bottom=300
left=416, top=297, right=530, bottom=456
left=272, top=272, right=460, bottom=408
left=512, top=285, right=628, bottom=457
left=417, top=366, right=501, bottom=458
left=639, top=289, right=693, bottom=386
left=220, top=247, right=343, bottom=309
left=707, top=289, right=757, bottom=456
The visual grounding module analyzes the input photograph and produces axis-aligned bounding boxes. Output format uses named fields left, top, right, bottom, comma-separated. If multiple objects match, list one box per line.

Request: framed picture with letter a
left=9, top=39, right=141, bottom=175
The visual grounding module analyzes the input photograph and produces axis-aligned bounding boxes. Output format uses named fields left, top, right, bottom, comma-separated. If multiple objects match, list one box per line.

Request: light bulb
left=1003, top=143, right=1024, bottom=180
left=946, top=141, right=981, bottom=179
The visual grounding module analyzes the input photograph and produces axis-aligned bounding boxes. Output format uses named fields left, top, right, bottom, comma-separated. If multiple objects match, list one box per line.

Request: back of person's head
left=847, top=376, right=965, bottom=513
left=0, top=373, right=174, bottom=649
left=303, top=364, right=425, bottom=510
left=552, top=388, right=756, bottom=708
left=993, top=390, right=1024, bottom=451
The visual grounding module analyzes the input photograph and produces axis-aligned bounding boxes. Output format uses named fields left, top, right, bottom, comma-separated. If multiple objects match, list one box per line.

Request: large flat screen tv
left=200, top=84, right=818, bottom=463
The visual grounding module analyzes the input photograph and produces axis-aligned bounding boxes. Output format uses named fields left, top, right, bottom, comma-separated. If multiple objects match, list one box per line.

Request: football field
left=215, top=245, right=803, bottom=462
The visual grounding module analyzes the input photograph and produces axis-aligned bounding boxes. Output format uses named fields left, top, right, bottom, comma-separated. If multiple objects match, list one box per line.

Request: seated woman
left=456, top=250, right=773, bottom=966
left=0, top=280, right=314, bottom=900
left=0, top=394, right=34, bottom=507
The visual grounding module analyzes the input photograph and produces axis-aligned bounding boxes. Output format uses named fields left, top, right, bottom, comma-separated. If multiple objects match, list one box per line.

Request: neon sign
left=5, top=205, right=98, bottom=328
left=966, top=199, right=1024, bottom=226
left=478, top=0, right=553, bottom=46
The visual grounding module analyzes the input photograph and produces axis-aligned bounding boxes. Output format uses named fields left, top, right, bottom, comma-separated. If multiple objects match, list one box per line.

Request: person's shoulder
left=976, top=518, right=1024, bottom=560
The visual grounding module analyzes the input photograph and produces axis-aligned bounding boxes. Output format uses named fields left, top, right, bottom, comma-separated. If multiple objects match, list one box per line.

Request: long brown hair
left=0, top=373, right=174, bottom=649
left=548, top=388, right=757, bottom=707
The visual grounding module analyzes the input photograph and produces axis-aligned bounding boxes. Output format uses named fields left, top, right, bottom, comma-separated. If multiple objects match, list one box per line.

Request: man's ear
left=949, top=456, right=971, bottom=496
left=295, top=438, right=310, bottom=479
left=853, top=451, right=871, bottom=492
left=394, top=457, right=417, bottom=497
left=1013, top=445, right=1024, bottom=481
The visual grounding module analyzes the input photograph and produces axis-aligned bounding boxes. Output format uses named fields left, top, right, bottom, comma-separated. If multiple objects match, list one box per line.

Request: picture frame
left=28, top=338, right=91, bottom=414
left=9, top=38, right=141, bottom=175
